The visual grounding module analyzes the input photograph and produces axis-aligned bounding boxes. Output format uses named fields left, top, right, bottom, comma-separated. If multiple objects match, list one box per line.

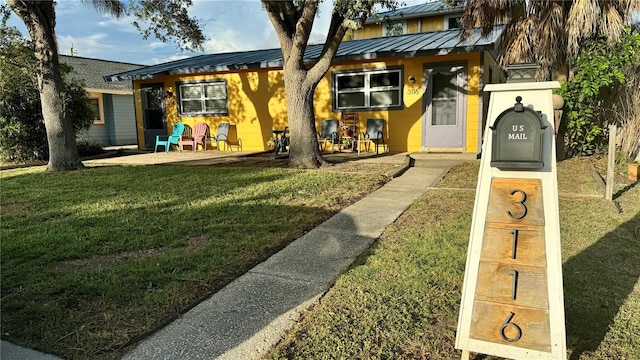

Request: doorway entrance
left=141, top=84, right=166, bottom=149
left=423, top=64, right=467, bottom=149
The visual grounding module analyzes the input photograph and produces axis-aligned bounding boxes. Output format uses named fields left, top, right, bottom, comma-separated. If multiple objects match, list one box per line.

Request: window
left=178, top=80, right=228, bottom=116
left=445, top=15, right=461, bottom=29
left=382, top=20, right=406, bottom=36
left=333, top=68, right=403, bottom=111
left=431, top=69, right=458, bottom=126
left=88, top=98, right=103, bottom=124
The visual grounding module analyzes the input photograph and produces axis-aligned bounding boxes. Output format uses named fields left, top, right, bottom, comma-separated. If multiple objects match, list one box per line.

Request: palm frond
left=534, top=2, right=565, bottom=68
left=81, top=0, right=125, bottom=18
left=566, top=0, right=600, bottom=58
left=460, top=0, right=514, bottom=40
left=599, top=3, right=625, bottom=45
left=500, top=16, right=537, bottom=66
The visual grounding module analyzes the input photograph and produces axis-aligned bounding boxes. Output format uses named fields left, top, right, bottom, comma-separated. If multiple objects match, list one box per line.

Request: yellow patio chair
left=215, top=123, right=242, bottom=151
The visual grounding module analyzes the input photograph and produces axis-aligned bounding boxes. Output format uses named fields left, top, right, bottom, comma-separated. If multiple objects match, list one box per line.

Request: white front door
left=423, top=64, right=467, bottom=149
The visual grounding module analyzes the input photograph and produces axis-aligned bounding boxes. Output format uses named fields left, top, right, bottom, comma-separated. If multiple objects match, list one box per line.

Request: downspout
left=478, top=53, right=485, bottom=158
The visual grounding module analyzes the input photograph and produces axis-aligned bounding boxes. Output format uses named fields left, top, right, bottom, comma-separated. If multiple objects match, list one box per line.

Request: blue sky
left=6, top=1, right=636, bottom=66
left=2, top=0, right=423, bottom=66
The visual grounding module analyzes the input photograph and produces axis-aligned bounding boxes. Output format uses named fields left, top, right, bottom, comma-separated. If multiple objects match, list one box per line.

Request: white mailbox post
left=455, top=82, right=567, bottom=360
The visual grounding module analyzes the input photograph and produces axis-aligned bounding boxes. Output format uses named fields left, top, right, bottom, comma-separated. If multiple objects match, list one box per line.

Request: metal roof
left=370, top=0, right=465, bottom=22
left=60, top=55, right=143, bottom=91
left=105, top=26, right=502, bottom=82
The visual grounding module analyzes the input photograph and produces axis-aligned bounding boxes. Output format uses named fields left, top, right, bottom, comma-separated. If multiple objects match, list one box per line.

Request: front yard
left=1, top=156, right=638, bottom=359
left=266, top=157, right=640, bottom=360
left=0, top=163, right=391, bottom=359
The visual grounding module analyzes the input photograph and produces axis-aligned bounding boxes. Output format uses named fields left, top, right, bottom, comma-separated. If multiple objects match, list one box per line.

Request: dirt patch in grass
left=320, top=161, right=401, bottom=177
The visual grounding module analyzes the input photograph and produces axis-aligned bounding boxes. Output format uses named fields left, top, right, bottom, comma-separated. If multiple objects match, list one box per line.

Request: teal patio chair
left=155, top=122, right=185, bottom=153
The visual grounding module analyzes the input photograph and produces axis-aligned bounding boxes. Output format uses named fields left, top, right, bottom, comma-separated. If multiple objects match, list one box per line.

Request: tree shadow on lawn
left=1, top=165, right=379, bottom=359
left=563, top=212, right=640, bottom=359
left=116, top=207, right=371, bottom=360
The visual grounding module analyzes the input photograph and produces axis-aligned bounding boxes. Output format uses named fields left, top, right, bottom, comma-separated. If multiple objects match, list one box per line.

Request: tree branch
left=290, top=0, right=319, bottom=67
left=306, top=11, right=348, bottom=84
left=262, top=1, right=298, bottom=63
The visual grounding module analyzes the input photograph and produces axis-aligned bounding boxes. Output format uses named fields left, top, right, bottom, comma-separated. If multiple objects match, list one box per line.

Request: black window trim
left=332, top=66, right=404, bottom=112
left=176, top=79, right=229, bottom=117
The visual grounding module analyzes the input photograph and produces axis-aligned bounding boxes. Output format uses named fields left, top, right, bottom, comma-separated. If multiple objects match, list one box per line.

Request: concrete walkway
left=1, top=154, right=472, bottom=360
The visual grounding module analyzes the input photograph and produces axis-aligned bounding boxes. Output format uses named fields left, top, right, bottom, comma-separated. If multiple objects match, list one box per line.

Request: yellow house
left=352, top=0, right=467, bottom=39
left=105, top=2, right=505, bottom=155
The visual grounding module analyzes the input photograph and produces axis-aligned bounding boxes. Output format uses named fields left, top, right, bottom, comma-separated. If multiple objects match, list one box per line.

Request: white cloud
left=57, top=33, right=109, bottom=57
left=204, top=34, right=245, bottom=53
left=3, top=0, right=340, bottom=64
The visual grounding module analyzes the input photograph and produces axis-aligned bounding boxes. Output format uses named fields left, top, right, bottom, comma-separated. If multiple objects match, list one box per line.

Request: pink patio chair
left=180, top=122, right=210, bottom=152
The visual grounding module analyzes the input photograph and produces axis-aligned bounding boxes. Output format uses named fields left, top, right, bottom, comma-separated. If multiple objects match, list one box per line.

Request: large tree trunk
left=262, top=0, right=380, bottom=168
left=284, top=67, right=328, bottom=168
left=262, top=0, right=350, bottom=169
left=8, top=1, right=84, bottom=171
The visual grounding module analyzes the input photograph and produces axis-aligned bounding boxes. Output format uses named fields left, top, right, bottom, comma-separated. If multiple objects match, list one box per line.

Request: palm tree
left=460, top=0, right=639, bottom=80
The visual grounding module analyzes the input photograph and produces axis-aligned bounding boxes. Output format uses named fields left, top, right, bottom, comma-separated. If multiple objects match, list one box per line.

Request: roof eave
left=105, top=25, right=503, bottom=82
left=332, top=44, right=499, bottom=63
left=105, top=62, right=288, bottom=82
left=371, top=8, right=464, bottom=23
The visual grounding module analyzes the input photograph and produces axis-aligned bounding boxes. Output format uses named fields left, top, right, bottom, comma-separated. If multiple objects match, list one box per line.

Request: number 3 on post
left=507, top=189, right=527, bottom=219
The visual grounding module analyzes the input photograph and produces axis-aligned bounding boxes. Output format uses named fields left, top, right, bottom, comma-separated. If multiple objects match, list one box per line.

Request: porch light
left=506, top=62, right=539, bottom=83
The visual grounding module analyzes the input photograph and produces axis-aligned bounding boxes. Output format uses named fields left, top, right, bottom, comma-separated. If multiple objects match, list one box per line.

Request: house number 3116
left=501, top=188, right=529, bottom=343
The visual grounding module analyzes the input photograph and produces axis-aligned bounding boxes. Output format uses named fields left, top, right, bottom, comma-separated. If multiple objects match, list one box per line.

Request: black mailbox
left=490, top=96, right=546, bottom=170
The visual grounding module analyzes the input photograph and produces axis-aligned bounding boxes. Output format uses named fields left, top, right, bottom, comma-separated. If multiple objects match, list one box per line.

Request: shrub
left=558, top=28, right=640, bottom=157
left=76, top=140, right=105, bottom=157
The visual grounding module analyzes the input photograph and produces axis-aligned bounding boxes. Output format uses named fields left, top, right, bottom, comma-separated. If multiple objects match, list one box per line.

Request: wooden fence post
left=605, top=124, right=616, bottom=201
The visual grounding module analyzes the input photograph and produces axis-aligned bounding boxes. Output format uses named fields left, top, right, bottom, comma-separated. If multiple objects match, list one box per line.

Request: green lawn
left=0, top=164, right=390, bottom=359
left=2, top=157, right=638, bottom=360
left=267, top=157, right=640, bottom=360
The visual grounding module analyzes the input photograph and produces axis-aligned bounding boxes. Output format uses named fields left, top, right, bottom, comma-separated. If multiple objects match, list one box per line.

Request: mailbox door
left=423, top=64, right=466, bottom=148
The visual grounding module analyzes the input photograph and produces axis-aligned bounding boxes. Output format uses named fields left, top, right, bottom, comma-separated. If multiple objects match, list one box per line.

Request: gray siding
left=76, top=94, right=137, bottom=146
left=109, top=94, right=137, bottom=145
left=79, top=126, right=108, bottom=146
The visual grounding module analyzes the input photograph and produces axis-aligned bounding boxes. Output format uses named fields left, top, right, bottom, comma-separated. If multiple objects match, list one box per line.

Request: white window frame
left=88, top=97, right=104, bottom=125
left=382, top=20, right=407, bottom=36
left=444, top=14, right=462, bottom=29
left=333, top=67, right=404, bottom=111
left=177, top=80, right=228, bottom=116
